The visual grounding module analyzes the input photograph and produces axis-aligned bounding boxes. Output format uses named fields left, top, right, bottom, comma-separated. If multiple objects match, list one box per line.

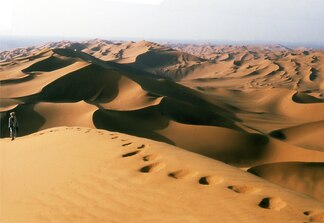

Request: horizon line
left=1, top=35, right=324, bottom=50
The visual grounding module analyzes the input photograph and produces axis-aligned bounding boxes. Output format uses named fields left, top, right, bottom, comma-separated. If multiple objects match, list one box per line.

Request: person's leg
left=13, top=128, right=17, bottom=139
left=10, top=128, right=14, bottom=140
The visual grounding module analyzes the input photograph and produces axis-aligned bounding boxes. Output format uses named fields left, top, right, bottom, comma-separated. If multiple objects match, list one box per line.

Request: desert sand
left=1, top=127, right=324, bottom=223
left=1, top=40, right=324, bottom=222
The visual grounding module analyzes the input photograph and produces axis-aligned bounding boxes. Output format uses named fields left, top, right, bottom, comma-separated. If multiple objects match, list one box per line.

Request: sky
left=0, top=0, right=324, bottom=45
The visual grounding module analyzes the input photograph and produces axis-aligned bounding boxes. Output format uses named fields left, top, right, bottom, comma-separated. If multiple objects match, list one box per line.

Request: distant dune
left=0, top=40, right=323, bottom=221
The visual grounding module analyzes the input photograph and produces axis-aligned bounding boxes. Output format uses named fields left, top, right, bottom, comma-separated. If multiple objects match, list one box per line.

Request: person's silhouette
left=8, top=112, right=19, bottom=140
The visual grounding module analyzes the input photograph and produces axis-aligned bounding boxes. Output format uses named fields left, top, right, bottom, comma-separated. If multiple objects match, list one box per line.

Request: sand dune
left=269, top=121, right=324, bottom=152
left=248, top=162, right=324, bottom=202
left=1, top=127, right=324, bottom=223
left=1, top=40, right=324, bottom=216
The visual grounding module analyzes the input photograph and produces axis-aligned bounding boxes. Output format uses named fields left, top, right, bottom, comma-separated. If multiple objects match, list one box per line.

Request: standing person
left=8, top=112, right=19, bottom=140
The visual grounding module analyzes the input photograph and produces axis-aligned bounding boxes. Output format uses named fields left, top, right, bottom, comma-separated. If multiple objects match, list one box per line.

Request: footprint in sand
left=122, top=151, right=141, bottom=158
left=168, top=169, right=198, bottom=179
left=143, top=154, right=160, bottom=162
left=137, top=144, right=146, bottom=149
left=122, top=142, right=132, bottom=147
left=227, top=185, right=261, bottom=194
left=84, top=129, right=91, bottom=133
left=139, top=162, right=165, bottom=173
left=111, top=136, right=118, bottom=139
left=199, top=176, right=223, bottom=185
left=304, top=211, right=324, bottom=222
left=258, top=197, right=286, bottom=211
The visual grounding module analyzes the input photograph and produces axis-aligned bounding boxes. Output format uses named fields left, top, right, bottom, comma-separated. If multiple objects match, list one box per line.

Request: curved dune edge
left=0, top=49, right=53, bottom=82
left=269, top=121, right=324, bottom=152
left=1, top=60, right=90, bottom=99
left=1, top=127, right=323, bottom=223
left=0, top=98, right=22, bottom=112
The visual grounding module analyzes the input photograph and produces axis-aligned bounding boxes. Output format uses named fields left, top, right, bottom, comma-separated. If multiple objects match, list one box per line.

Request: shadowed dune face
left=22, top=54, right=78, bottom=73
left=93, top=105, right=174, bottom=144
left=1, top=40, right=324, bottom=173
left=0, top=104, right=46, bottom=137
left=38, top=64, right=121, bottom=102
left=93, top=103, right=271, bottom=165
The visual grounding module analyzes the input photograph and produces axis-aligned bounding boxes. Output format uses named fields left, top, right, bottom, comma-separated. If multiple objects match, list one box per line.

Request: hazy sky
left=1, top=0, right=324, bottom=44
